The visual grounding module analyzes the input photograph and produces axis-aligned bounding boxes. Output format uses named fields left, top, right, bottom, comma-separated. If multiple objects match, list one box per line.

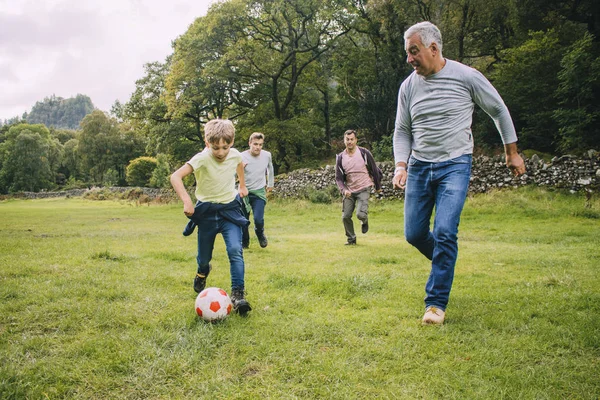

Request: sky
left=0, top=0, right=217, bottom=122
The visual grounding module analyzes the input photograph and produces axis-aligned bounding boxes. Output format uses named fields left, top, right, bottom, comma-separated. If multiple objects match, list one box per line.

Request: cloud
left=0, top=0, right=214, bottom=121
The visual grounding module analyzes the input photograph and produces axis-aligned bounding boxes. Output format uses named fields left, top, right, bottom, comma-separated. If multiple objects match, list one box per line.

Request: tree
left=0, top=130, right=55, bottom=192
left=78, top=111, right=146, bottom=185
left=553, top=31, right=600, bottom=152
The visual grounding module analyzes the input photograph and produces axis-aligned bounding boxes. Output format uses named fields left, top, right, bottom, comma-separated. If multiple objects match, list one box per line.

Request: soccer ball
left=195, top=287, right=233, bottom=322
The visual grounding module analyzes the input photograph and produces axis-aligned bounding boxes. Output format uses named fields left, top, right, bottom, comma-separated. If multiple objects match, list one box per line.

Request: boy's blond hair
left=249, top=132, right=264, bottom=142
left=204, top=119, right=235, bottom=145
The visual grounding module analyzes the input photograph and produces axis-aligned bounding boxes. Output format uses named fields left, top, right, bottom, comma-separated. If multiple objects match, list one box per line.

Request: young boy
left=170, top=119, right=252, bottom=315
left=241, top=132, right=274, bottom=248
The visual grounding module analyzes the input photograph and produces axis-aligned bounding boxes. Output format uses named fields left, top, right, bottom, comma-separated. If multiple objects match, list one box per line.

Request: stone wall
left=274, top=152, right=600, bottom=200
left=8, top=152, right=599, bottom=201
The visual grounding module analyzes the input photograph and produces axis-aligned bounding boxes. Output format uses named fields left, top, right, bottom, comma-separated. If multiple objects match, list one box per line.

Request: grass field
left=1, top=187, right=599, bottom=399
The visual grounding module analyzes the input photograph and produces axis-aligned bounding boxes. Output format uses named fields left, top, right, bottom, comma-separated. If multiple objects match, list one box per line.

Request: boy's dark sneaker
left=183, top=220, right=197, bottom=236
left=193, top=264, right=212, bottom=293
left=257, top=233, right=268, bottom=248
left=361, top=221, right=369, bottom=234
left=345, top=238, right=357, bottom=246
left=230, top=288, right=252, bottom=316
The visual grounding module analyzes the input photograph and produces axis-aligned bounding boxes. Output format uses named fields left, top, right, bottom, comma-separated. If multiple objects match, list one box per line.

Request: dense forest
left=1, top=0, right=599, bottom=193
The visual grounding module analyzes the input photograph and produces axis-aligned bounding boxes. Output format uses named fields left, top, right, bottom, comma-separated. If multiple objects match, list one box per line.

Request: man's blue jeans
left=196, top=213, right=245, bottom=290
left=404, top=154, right=472, bottom=310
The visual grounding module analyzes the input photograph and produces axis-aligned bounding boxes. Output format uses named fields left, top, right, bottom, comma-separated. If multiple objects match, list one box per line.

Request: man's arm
left=334, top=154, right=349, bottom=196
left=170, top=164, right=195, bottom=216
left=266, top=153, right=275, bottom=191
left=393, top=84, right=411, bottom=190
left=364, top=149, right=382, bottom=191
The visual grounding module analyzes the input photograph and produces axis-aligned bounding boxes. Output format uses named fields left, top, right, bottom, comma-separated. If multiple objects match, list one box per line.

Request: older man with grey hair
left=392, top=21, right=526, bottom=325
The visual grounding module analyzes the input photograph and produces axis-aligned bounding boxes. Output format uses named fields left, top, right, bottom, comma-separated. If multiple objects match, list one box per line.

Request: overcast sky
left=0, top=0, right=217, bottom=122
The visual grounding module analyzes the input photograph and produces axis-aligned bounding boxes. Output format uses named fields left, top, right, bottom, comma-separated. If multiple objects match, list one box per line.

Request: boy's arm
left=236, top=162, right=248, bottom=198
left=170, top=164, right=195, bottom=216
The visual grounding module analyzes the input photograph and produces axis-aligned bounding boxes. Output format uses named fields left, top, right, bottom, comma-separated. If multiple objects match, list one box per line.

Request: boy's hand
left=183, top=200, right=195, bottom=217
left=239, top=186, right=249, bottom=198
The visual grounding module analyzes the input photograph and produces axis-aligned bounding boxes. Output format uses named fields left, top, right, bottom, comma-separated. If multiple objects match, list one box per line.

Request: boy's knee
left=226, top=243, right=243, bottom=256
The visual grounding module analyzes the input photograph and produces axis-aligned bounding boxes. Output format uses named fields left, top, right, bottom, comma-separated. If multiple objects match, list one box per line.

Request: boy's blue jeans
left=196, top=213, right=245, bottom=290
left=404, top=154, right=472, bottom=311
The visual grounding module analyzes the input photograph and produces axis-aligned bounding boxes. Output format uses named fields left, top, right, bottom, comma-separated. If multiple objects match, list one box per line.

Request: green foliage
left=553, top=31, right=600, bottom=153
left=0, top=124, right=62, bottom=193
left=63, top=176, right=87, bottom=190
left=149, top=154, right=172, bottom=188
left=372, top=134, right=394, bottom=162
left=25, top=94, right=95, bottom=129
left=78, top=111, right=146, bottom=185
left=490, top=30, right=563, bottom=152
left=103, top=169, right=120, bottom=187
left=126, top=157, right=158, bottom=187
left=0, top=130, right=55, bottom=192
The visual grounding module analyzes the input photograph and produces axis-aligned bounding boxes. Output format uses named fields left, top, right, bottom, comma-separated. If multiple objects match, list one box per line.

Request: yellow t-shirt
left=187, top=148, right=242, bottom=204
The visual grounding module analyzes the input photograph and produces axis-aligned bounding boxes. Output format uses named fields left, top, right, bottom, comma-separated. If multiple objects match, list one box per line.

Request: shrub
left=126, top=157, right=157, bottom=187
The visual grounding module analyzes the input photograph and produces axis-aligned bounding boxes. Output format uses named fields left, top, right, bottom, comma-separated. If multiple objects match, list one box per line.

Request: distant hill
left=24, top=94, right=95, bottom=130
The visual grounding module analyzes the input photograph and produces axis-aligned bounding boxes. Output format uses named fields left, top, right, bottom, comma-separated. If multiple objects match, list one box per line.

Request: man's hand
left=344, top=190, right=351, bottom=198
left=239, top=185, right=249, bottom=198
left=393, top=169, right=407, bottom=190
left=504, top=143, right=526, bottom=177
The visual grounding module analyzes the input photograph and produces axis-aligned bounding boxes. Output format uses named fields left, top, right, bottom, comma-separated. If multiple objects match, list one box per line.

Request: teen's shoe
left=242, top=227, right=250, bottom=249
left=345, top=238, right=357, bottom=246
left=422, top=306, right=445, bottom=325
left=361, top=221, right=369, bottom=234
left=193, top=264, right=212, bottom=293
left=230, top=288, right=252, bottom=316
left=257, top=232, right=268, bottom=248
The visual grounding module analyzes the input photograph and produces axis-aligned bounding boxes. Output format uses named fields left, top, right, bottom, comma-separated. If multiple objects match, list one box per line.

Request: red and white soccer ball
left=195, top=287, right=233, bottom=322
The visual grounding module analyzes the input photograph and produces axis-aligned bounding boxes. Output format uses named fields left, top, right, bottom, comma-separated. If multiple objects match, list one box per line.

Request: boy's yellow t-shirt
left=187, top=148, right=242, bottom=204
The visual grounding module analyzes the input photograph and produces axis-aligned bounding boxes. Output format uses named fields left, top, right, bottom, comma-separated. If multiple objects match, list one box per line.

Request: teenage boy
left=241, top=132, right=274, bottom=248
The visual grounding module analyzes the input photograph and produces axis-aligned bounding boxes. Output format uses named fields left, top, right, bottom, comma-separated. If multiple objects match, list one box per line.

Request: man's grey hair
left=404, top=21, right=443, bottom=53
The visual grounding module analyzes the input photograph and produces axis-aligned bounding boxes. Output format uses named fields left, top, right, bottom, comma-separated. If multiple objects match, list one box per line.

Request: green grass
left=1, top=187, right=599, bottom=399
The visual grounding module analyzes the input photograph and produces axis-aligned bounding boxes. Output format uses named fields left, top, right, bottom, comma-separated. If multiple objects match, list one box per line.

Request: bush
left=149, top=154, right=171, bottom=188
left=126, top=157, right=157, bottom=187
left=302, top=187, right=333, bottom=204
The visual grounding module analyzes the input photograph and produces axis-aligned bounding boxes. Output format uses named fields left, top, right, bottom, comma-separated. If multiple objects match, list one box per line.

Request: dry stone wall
left=273, top=152, right=600, bottom=200
left=10, top=152, right=599, bottom=200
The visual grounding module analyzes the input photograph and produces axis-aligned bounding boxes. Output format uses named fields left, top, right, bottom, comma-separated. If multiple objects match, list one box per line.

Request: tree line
left=116, top=0, right=599, bottom=172
left=1, top=0, right=598, bottom=193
